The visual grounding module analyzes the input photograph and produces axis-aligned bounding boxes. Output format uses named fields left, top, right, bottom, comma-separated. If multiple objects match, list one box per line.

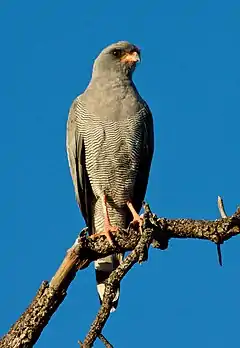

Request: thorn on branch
left=216, top=196, right=227, bottom=267
left=218, top=196, right=228, bottom=218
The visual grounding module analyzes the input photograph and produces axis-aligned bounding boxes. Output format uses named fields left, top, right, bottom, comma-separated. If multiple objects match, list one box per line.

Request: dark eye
left=112, top=49, right=122, bottom=57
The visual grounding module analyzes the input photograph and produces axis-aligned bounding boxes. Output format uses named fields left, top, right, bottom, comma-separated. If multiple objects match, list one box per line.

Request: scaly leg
left=127, top=201, right=143, bottom=231
left=127, top=201, right=148, bottom=263
left=91, top=195, right=118, bottom=245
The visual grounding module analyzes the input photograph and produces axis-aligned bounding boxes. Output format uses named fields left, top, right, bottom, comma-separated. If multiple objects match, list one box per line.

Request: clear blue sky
left=1, top=1, right=239, bottom=347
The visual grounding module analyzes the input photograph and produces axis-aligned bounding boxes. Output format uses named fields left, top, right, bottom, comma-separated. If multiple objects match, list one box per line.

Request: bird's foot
left=127, top=201, right=143, bottom=232
left=100, top=224, right=118, bottom=245
left=90, top=224, right=118, bottom=246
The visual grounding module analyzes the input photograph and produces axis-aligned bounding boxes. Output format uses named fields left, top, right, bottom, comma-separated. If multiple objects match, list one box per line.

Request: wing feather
left=130, top=104, right=154, bottom=217
left=66, top=98, right=94, bottom=231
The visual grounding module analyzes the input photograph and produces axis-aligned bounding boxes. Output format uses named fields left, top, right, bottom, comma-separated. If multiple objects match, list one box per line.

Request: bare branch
left=1, top=202, right=239, bottom=347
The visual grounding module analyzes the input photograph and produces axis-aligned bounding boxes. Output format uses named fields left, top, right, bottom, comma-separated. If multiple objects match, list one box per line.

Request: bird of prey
left=66, top=41, right=154, bottom=311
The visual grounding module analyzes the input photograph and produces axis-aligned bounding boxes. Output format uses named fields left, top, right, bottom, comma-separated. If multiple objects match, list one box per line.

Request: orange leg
left=127, top=201, right=143, bottom=230
left=91, top=195, right=118, bottom=245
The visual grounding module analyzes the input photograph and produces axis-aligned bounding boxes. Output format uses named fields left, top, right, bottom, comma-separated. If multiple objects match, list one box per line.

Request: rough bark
left=0, top=203, right=239, bottom=348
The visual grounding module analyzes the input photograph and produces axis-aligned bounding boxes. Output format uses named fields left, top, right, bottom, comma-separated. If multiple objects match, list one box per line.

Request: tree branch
left=80, top=205, right=154, bottom=347
left=98, top=334, right=113, bottom=348
left=1, top=201, right=239, bottom=347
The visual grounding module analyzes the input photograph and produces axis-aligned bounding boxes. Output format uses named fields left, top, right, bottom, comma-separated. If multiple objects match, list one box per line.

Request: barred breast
left=77, top=91, right=146, bottom=233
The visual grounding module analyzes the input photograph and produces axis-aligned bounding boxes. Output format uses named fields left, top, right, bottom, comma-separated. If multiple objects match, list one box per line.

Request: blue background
left=0, top=1, right=239, bottom=347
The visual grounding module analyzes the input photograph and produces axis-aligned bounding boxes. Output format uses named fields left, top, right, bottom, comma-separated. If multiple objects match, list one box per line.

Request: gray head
left=92, top=41, right=141, bottom=79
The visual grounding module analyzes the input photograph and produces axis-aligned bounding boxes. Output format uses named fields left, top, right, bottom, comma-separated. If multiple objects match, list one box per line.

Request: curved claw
left=91, top=194, right=119, bottom=246
left=127, top=201, right=143, bottom=232
left=90, top=225, right=118, bottom=246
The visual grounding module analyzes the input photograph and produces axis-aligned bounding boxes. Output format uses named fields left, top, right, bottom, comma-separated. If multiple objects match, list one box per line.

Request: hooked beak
left=121, top=51, right=141, bottom=64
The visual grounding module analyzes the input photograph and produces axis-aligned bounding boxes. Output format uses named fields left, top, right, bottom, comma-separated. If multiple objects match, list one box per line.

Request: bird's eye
left=112, top=49, right=122, bottom=57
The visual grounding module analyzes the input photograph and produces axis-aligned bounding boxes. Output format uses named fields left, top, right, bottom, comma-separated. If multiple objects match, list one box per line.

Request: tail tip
left=110, top=299, right=119, bottom=313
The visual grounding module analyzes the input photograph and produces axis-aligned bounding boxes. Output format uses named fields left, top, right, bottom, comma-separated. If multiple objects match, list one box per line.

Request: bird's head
left=92, top=41, right=141, bottom=79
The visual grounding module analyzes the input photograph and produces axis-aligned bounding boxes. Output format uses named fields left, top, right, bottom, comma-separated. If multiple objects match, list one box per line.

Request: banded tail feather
left=94, top=254, right=122, bottom=312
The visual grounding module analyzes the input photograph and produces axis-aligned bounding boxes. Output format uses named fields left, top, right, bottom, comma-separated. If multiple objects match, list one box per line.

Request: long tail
left=92, top=198, right=126, bottom=312
left=94, top=253, right=123, bottom=312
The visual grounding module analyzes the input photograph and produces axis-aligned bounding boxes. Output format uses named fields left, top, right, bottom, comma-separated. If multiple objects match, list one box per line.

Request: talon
left=91, top=229, right=116, bottom=246
left=91, top=195, right=118, bottom=246
left=127, top=201, right=143, bottom=230
left=94, top=225, right=118, bottom=246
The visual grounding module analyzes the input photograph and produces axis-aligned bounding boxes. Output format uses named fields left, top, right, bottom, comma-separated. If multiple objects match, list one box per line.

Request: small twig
left=98, top=334, right=113, bottom=348
left=217, top=244, right=223, bottom=266
left=78, top=334, right=113, bottom=348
